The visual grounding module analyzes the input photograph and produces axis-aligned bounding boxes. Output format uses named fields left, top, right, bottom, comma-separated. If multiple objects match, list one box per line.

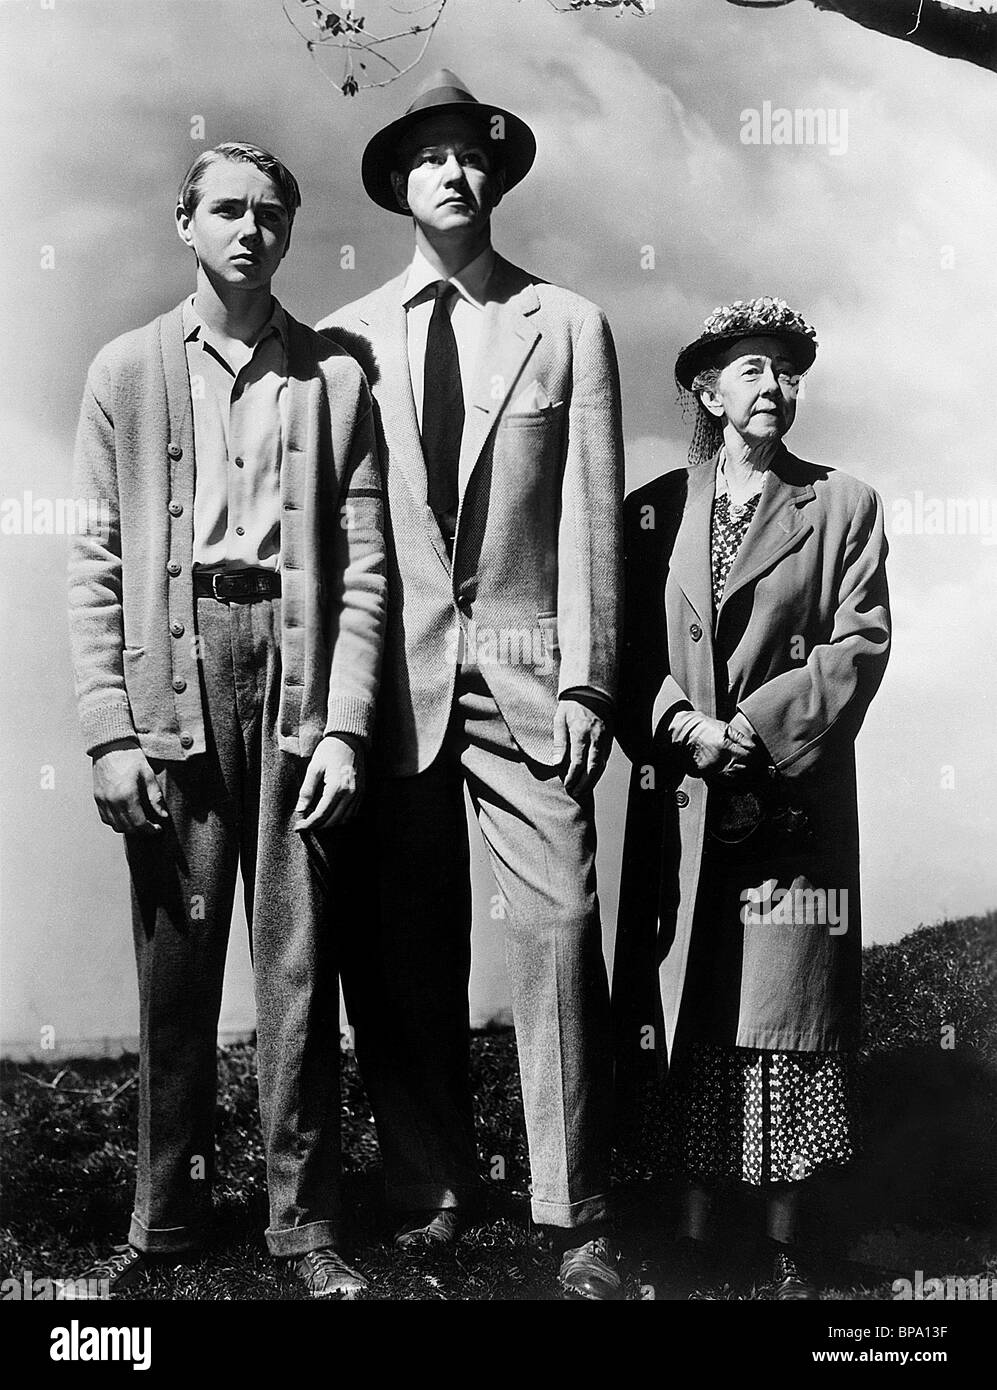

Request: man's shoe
left=557, top=1236, right=625, bottom=1301
left=393, top=1208, right=462, bottom=1251
left=79, top=1244, right=163, bottom=1295
left=293, top=1247, right=368, bottom=1299
left=771, top=1246, right=819, bottom=1301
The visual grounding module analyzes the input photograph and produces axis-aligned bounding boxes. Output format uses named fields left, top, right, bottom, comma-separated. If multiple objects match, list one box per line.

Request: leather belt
left=193, top=569, right=281, bottom=602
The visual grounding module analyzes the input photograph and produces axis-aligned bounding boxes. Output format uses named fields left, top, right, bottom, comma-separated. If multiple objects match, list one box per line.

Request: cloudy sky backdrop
left=1, top=0, right=994, bottom=1052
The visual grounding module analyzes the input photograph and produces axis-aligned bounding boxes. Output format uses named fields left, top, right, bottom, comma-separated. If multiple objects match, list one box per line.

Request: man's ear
left=490, top=167, right=506, bottom=212
left=390, top=170, right=410, bottom=213
left=700, top=388, right=725, bottom=420
left=175, top=204, right=195, bottom=250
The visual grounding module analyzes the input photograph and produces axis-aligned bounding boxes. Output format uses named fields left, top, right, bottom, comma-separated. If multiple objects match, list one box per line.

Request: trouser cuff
left=128, top=1212, right=204, bottom=1254
left=265, top=1218, right=340, bottom=1258
left=531, top=1191, right=610, bottom=1229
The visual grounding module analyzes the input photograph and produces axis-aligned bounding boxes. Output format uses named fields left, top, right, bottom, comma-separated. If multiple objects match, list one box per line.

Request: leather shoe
left=393, top=1208, right=462, bottom=1251
left=293, top=1247, right=368, bottom=1299
left=772, top=1246, right=819, bottom=1301
left=557, top=1236, right=625, bottom=1301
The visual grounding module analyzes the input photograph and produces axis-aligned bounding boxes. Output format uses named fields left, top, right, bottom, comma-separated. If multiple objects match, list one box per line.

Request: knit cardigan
left=68, top=301, right=386, bottom=761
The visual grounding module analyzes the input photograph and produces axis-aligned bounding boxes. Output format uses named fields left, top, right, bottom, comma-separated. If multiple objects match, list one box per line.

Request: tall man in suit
left=69, top=143, right=386, bottom=1298
left=319, top=72, right=624, bottom=1299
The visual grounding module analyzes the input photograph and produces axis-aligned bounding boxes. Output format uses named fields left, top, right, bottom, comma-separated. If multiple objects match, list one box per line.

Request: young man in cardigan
left=68, top=143, right=386, bottom=1298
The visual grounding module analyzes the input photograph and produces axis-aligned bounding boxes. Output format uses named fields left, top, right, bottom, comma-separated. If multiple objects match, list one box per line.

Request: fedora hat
left=675, top=296, right=818, bottom=392
left=361, top=68, right=537, bottom=214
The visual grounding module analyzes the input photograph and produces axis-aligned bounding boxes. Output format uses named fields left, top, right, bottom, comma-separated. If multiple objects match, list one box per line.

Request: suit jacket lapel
left=668, top=458, right=716, bottom=628
left=719, top=448, right=815, bottom=616
left=360, top=276, right=452, bottom=570
left=458, top=257, right=541, bottom=496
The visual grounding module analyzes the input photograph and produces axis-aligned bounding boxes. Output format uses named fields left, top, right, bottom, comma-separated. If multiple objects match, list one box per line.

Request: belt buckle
left=211, top=573, right=227, bottom=602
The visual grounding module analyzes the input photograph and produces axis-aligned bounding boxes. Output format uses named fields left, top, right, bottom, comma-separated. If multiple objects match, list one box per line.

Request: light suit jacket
left=317, top=254, right=624, bottom=775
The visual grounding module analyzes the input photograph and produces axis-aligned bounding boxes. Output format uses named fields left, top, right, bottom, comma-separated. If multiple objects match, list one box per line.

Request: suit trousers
left=125, top=595, right=341, bottom=1257
left=340, top=662, right=613, bottom=1228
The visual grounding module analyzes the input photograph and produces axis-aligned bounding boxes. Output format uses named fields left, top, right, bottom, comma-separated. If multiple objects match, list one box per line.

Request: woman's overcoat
left=613, top=447, right=891, bottom=1096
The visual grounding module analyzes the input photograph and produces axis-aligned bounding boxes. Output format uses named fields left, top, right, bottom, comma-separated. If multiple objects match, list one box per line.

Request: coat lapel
left=457, top=257, right=541, bottom=497
left=718, top=448, right=815, bottom=617
left=359, top=275, right=452, bottom=571
left=667, top=458, right=717, bottom=628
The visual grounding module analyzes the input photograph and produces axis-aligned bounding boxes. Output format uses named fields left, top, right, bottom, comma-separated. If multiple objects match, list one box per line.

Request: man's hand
left=554, top=698, right=612, bottom=800
left=92, top=740, right=169, bottom=836
left=295, top=734, right=366, bottom=832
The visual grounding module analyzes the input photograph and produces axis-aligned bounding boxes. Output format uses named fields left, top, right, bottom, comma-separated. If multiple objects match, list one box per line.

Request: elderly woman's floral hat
left=675, top=296, right=818, bottom=391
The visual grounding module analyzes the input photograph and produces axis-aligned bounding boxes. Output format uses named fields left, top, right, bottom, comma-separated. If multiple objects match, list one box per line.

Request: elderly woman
left=613, top=298, right=891, bottom=1299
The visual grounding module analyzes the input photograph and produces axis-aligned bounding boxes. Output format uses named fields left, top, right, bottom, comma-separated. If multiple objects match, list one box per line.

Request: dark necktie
left=421, top=281, right=464, bottom=538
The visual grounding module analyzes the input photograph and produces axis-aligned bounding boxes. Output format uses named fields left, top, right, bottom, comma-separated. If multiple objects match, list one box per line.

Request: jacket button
left=167, top=443, right=182, bottom=460
left=179, top=732, right=193, bottom=749
left=675, top=789, right=690, bottom=808
left=235, top=526, right=245, bottom=536
left=170, top=621, right=185, bottom=638
left=168, top=501, right=183, bottom=517
left=172, top=678, right=187, bottom=694
left=167, top=560, right=181, bottom=577
left=690, top=623, right=703, bottom=641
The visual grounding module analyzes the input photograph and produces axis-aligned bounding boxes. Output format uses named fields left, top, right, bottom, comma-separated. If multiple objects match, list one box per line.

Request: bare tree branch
left=728, top=0, right=997, bottom=72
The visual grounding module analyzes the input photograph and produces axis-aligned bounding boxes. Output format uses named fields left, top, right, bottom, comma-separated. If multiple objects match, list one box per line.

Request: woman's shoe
left=771, top=1244, right=819, bottom=1300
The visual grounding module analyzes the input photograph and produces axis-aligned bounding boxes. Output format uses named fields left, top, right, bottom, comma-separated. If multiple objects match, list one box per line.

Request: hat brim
left=675, top=327, right=817, bottom=392
left=361, top=101, right=537, bottom=214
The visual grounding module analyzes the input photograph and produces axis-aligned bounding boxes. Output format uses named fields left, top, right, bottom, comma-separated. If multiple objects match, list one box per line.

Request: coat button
left=179, top=732, right=193, bottom=749
left=233, top=455, right=245, bottom=468
left=235, top=526, right=245, bottom=536
left=170, top=621, right=185, bottom=638
left=167, top=560, right=181, bottom=577
left=167, top=443, right=182, bottom=460
left=172, top=678, right=187, bottom=694
left=168, top=501, right=183, bottom=517
left=675, top=789, right=690, bottom=808
left=690, top=623, right=703, bottom=641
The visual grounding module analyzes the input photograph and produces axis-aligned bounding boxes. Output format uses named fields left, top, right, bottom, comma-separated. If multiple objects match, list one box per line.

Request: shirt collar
left=182, top=294, right=288, bottom=350
left=402, top=245, right=495, bottom=311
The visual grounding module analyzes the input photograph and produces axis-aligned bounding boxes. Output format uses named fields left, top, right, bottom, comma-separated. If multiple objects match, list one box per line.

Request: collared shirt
left=183, top=295, right=288, bottom=573
left=403, top=244, right=495, bottom=429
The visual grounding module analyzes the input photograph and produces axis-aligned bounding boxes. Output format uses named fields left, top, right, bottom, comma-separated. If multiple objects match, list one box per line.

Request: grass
left=2, top=913, right=995, bottom=1300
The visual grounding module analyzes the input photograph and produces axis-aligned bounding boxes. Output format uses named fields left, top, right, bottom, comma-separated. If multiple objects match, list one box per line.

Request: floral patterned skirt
left=639, top=1043, right=859, bottom=1186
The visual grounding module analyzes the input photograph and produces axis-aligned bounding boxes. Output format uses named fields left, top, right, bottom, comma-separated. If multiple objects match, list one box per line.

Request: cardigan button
left=690, top=623, right=703, bottom=642
left=675, top=789, right=690, bottom=808
left=167, top=560, right=181, bottom=577
left=168, top=501, right=183, bottom=517
left=172, top=678, right=187, bottom=694
left=170, top=621, right=185, bottom=638
left=179, top=732, right=193, bottom=749
left=167, top=443, right=182, bottom=460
